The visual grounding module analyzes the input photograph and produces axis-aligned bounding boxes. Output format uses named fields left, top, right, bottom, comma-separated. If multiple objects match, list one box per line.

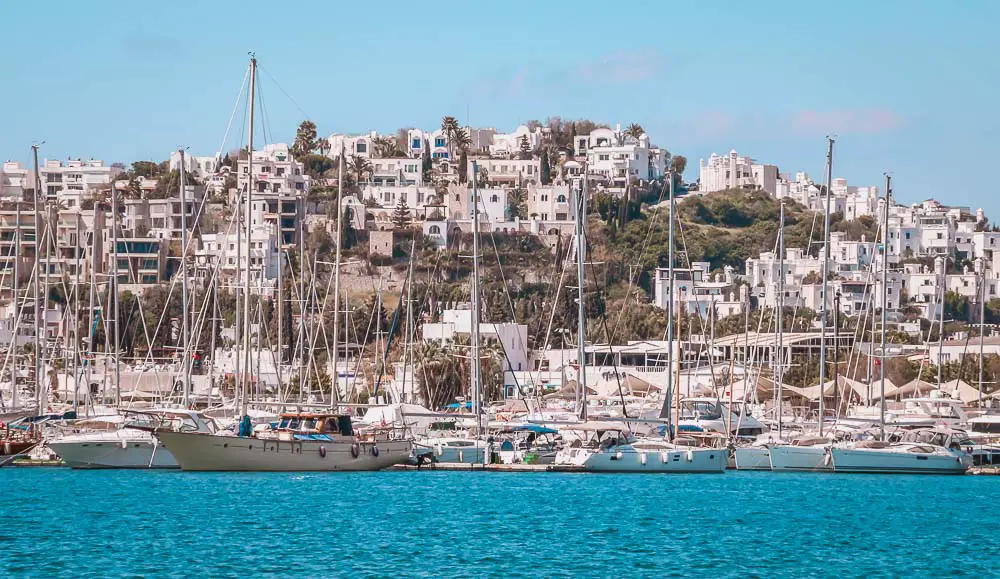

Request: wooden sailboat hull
left=156, top=430, right=411, bottom=472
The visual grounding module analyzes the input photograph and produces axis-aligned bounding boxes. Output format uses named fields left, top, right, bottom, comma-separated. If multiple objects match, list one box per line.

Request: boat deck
left=391, top=462, right=587, bottom=472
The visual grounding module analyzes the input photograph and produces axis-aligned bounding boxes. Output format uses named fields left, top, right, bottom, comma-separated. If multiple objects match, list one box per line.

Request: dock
left=969, top=466, right=1000, bottom=475
left=391, top=462, right=586, bottom=473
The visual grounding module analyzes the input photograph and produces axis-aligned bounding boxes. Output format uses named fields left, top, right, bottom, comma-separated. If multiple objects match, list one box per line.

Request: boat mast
left=179, top=148, right=191, bottom=407
left=12, top=199, right=20, bottom=412
left=241, top=54, right=256, bottom=418
left=979, top=255, right=986, bottom=407
left=576, top=169, right=589, bottom=421
left=659, top=171, right=675, bottom=435
left=777, top=201, right=785, bottom=438
left=937, top=254, right=945, bottom=386
left=72, top=214, right=82, bottom=415
left=111, top=163, right=121, bottom=406
left=31, top=144, right=42, bottom=412
left=275, top=219, right=283, bottom=395
left=880, top=174, right=891, bottom=438
left=86, top=211, right=98, bottom=417
left=330, top=142, right=344, bottom=407
left=471, top=161, right=483, bottom=437
left=818, top=137, right=834, bottom=437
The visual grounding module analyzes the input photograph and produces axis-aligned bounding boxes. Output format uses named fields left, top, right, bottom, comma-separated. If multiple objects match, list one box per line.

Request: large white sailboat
left=768, top=138, right=838, bottom=473
left=555, top=422, right=726, bottom=473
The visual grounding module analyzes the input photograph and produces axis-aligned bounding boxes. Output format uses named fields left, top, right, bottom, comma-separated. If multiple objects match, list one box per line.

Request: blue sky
left=3, top=1, right=998, bottom=215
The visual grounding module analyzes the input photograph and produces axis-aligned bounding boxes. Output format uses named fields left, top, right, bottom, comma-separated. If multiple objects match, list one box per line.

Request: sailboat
left=828, top=174, right=970, bottom=474
left=155, top=55, right=411, bottom=471
left=768, top=138, right=837, bottom=473
left=553, top=168, right=724, bottom=472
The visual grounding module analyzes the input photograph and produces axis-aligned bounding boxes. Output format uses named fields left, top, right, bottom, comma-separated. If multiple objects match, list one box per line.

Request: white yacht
left=768, top=435, right=834, bottom=472
left=830, top=429, right=971, bottom=474
left=155, top=411, right=411, bottom=471
left=412, top=436, right=488, bottom=464
left=675, top=398, right=766, bottom=439
left=48, top=409, right=216, bottom=469
left=554, top=422, right=726, bottom=473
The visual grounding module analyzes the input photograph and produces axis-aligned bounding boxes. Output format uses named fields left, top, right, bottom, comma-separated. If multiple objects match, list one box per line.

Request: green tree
left=151, top=169, right=199, bottom=199
left=292, top=120, right=318, bottom=158
left=625, top=123, right=644, bottom=139
left=441, top=116, right=460, bottom=158
left=422, top=140, right=432, bottom=177
left=372, top=136, right=400, bottom=158
left=507, top=189, right=528, bottom=220
left=540, top=150, right=551, bottom=185
left=348, top=155, right=373, bottom=185
left=671, top=155, right=687, bottom=176
left=458, top=150, right=468, bottom=183
left=299, top=153, right=334, bottom=180
left=392, top=197, right=411, bottom=229
left=518, top=135, right=532, bottom=160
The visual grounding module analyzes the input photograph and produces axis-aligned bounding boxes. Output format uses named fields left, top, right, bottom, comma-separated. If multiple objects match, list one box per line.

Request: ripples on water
left=1, top=469, right=996, bottom=578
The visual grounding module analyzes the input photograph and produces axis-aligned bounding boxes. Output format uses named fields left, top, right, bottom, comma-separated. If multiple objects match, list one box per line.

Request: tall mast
left=659, top=172, right=675, bottom=434
left=471, top=162, right=483, bottom=437
left=818, top=136, right=834, bottom=436
left=330, top=143, right=344, bottom=406
left=979, top=256, right=986, bottom=407
left=86, top=212, right=98, bottom=417
left=937, top=254, right=945, bottom=386
left=275, top=219, right=283, bottom=394
left=12, top=200, right=20, bottom=411
left=71, top=215, right=82, bottom=415
left=404, top=239, right=416, bottom=404
left=241, top=54, right=256, bottom=417
left=777, top=201, right=785, bottom=438
left=31, top=144, right=42, bottom=412
left=178, top=149, right=191, bottom=407
left=879, top=174, right=891, bottom=437
left=576, top=169, right=589, bottom=421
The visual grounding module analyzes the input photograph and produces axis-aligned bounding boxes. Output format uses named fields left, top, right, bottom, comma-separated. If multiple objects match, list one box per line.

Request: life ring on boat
left=319, top=446, right=327, bottom=458
left=350, top=441, right=360, bottom=459
left=372, top=445, right=379, bottom=458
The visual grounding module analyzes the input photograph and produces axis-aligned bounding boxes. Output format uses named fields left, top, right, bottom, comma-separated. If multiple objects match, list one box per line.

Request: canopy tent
left=871, top=378, right=936, bottom=401
left=362, top=403, right=438, bottom=430
left=543, top=380, right=597, bottom=400
left=622, top=374, right=660, bottom=395
left=940, top=379, right=984, bottom=404
left=715, top=376, right=811, bottom=402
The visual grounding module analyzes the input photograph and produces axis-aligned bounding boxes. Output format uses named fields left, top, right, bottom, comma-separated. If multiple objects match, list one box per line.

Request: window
left=258, top=182, right=267, bottom=192
left=412, top=138, right=421, bottom=149
left=435, top=137, right=445, bottom=147
left=541, top=213, right=548, bottom=220
left=557, top=195, right=566, bottom=203
left=429, top=225, right=441, bottom=234
left=937, top=233, right=943, bottom=239
left=261, top=165, right=270, bottom=173
left=599, top=154, right=610, bottom=161
left=356, top=142, right=367, bottom=153
left=905, top=232, right=910, bottom=239
left=491, top=195, right=498, bottom=203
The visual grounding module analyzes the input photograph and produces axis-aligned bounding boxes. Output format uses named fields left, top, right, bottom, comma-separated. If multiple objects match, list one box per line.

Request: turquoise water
left=1, top=469, right=996, bottom=578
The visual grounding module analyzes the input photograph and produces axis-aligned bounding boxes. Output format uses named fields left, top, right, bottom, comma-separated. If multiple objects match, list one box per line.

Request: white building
left=236, top=144, right=309, bottom=196
left=367, top=158, right=424, bottom=186
left=488, top=125, right=542, bottom=157
left=654, top=263, right=746, bottom=318
left=39, top=158, right=118, bottom=200
left=470, top=158, right=541, bottom=187
left=698, top=150, right=778, bottom=194
left=0, top=161, right=31, bottom=200
left=577, top=126, right=666, bottom=188
left=195, top=224, right=280, bottom=292
left=169, top=151, right=220, bottom=180
left=422, top=308, right=530, bottom=373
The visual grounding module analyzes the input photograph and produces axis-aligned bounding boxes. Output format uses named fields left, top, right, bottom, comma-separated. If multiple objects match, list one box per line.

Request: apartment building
left=39, top=158, right=118, bottom=200
left=698, top=150, right=778, bottom=194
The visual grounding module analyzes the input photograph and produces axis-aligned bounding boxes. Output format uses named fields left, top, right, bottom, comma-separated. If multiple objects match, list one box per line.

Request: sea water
left=1, top=469, right=996, bottom=577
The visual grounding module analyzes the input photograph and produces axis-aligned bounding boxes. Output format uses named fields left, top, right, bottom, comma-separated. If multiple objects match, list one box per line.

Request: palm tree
left=625, top=123, right=644, bottom=140
left=372, top=136, right=399, bottom=158
left=452, top=127, right=471, bottom=153
left=441, top=116, right=460, bottom=158
left=348, top=155, right=373, bottom=185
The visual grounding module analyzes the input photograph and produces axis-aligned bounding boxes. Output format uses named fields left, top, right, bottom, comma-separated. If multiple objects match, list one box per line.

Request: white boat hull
left=768, top=445, right=832, bottom=472
left=557, top=446, right=726, bottom=473
left=156, top=431, right=411, bottom=472
left=413, top=441, right=487, bottom=464
left=734, top=446, right=772, bottom=470
left=49, top=439, right=177, bottom=469
left=831, top=447, right=970, bottom=474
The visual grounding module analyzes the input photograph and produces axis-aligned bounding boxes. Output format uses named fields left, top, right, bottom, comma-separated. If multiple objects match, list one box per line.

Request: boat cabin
left=274, top=413, right=354, bottom=441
